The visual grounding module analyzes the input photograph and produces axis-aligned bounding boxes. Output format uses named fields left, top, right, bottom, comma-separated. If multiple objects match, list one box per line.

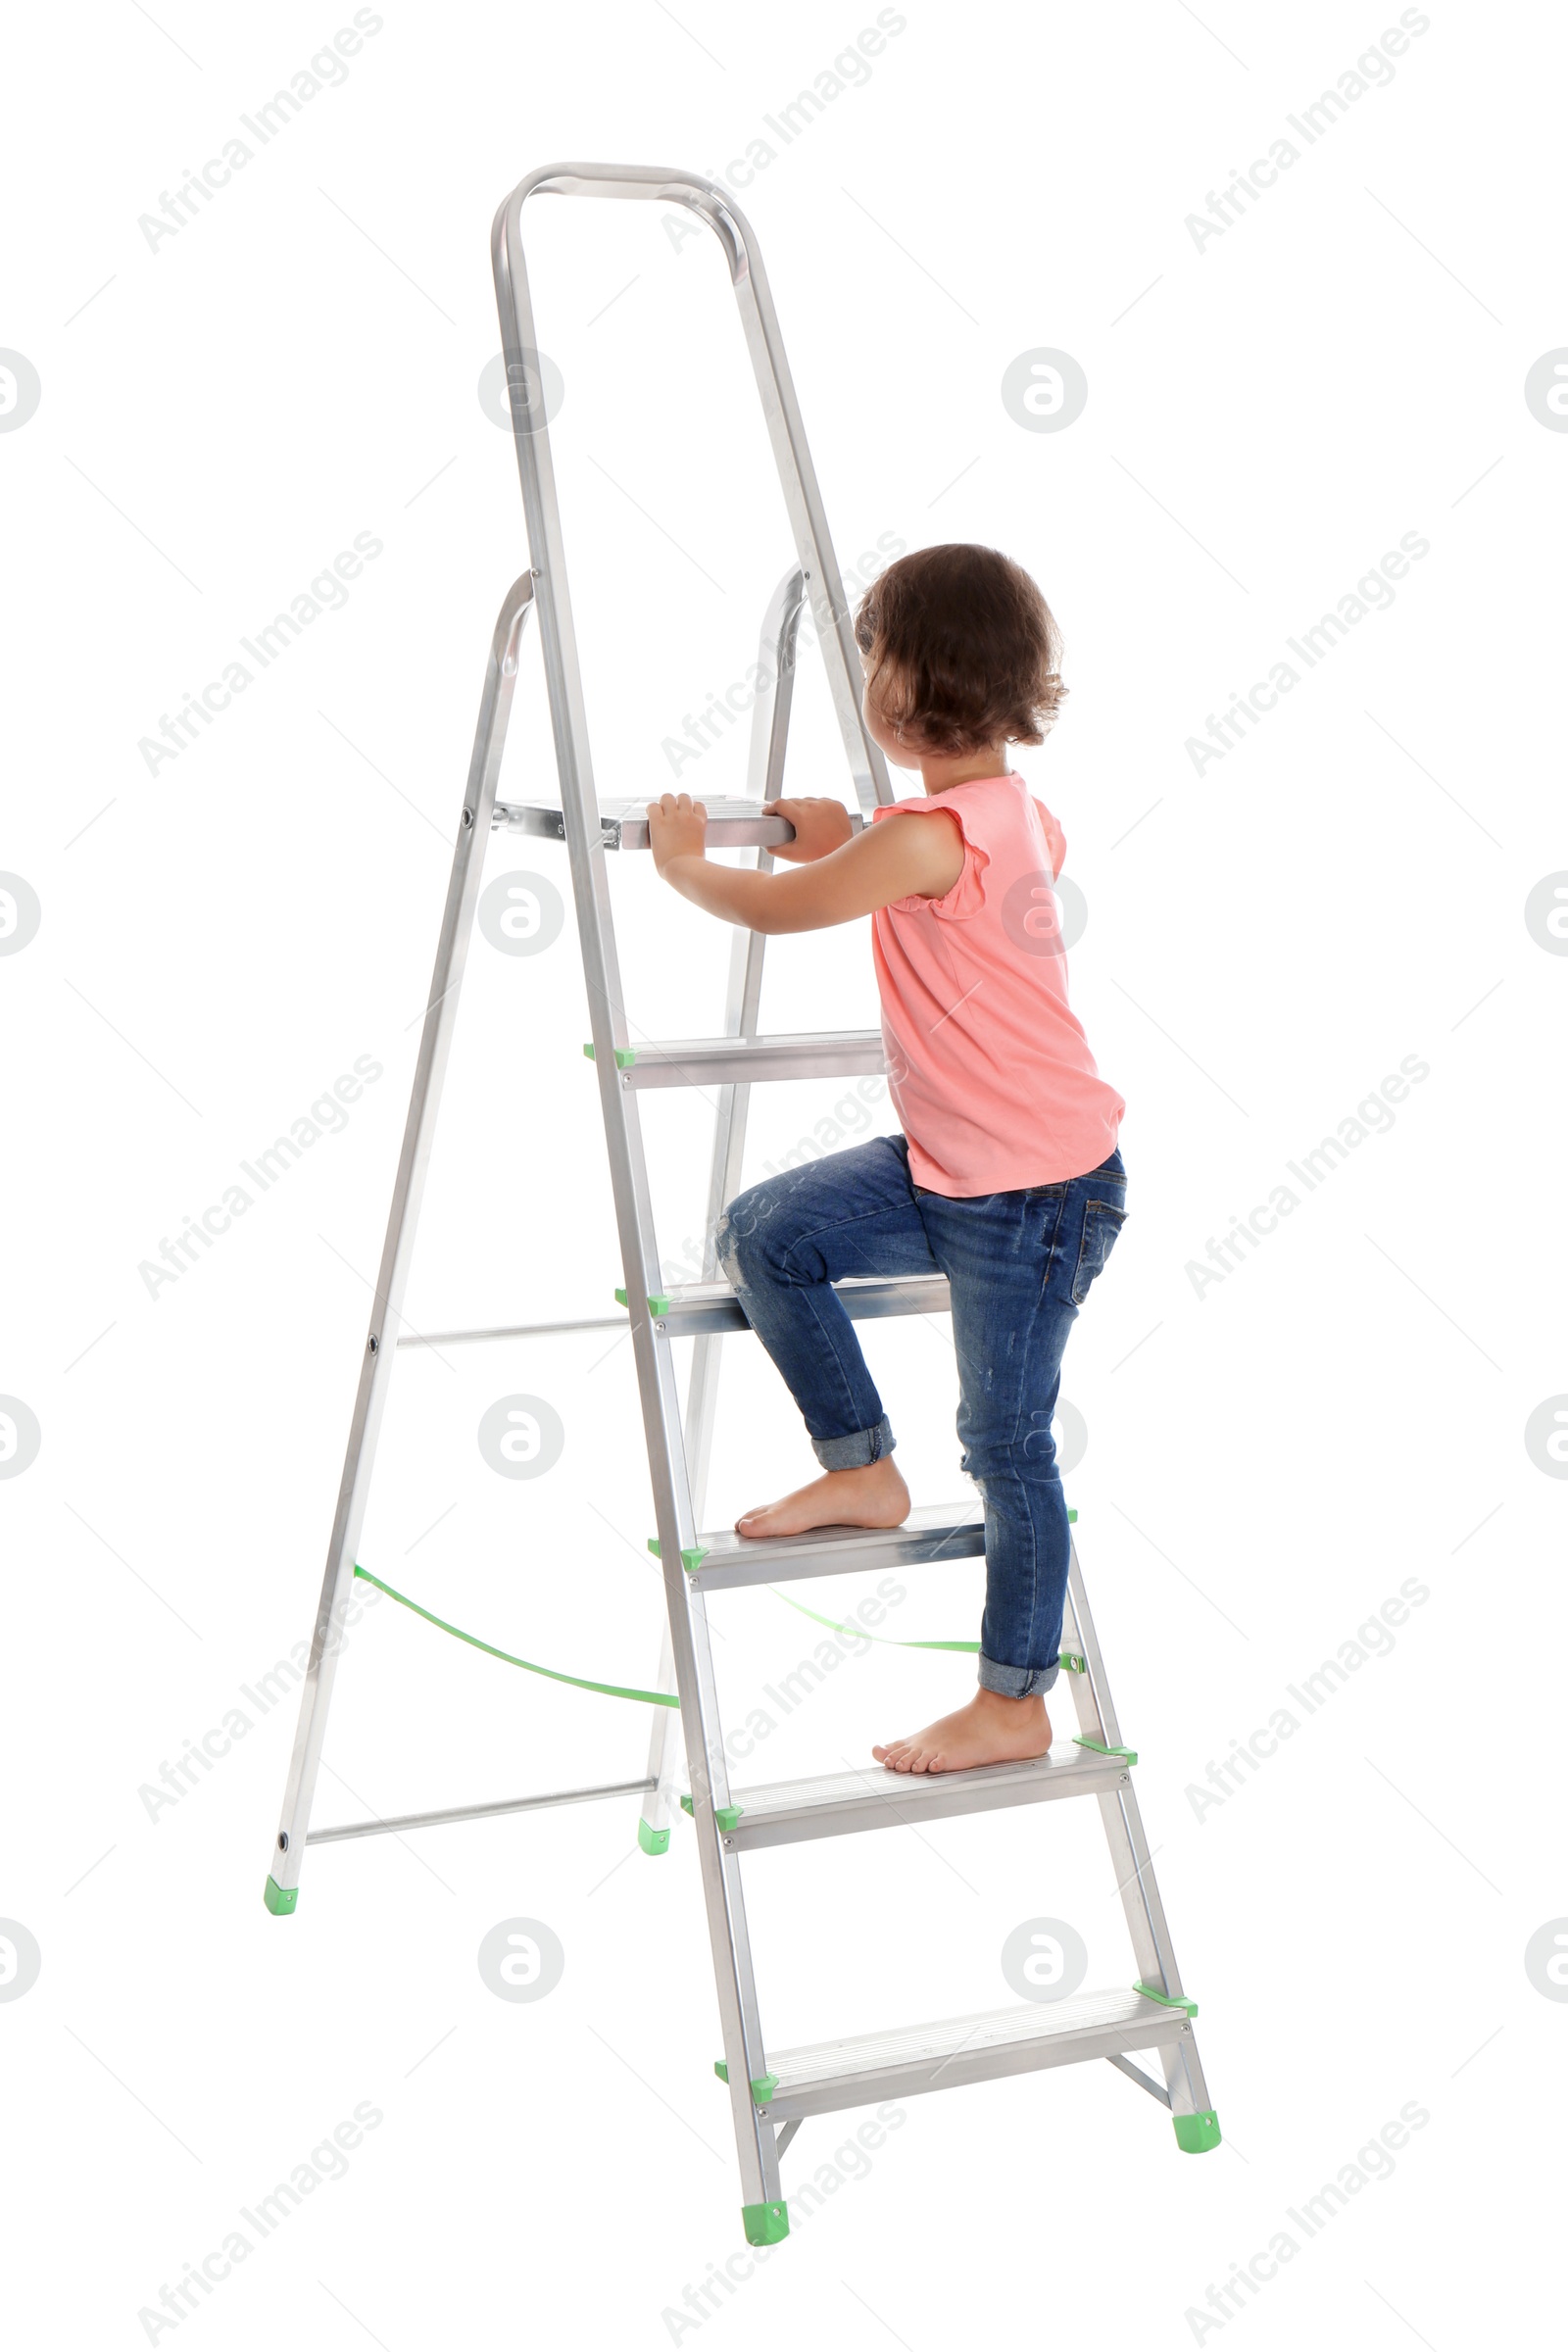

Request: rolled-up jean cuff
left=810, top=1415, right=896, bottom=1471
left=978, top=1651, right=1060, bottom=1698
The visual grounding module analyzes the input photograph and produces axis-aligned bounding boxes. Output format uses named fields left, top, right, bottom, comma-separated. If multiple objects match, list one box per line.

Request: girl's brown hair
left=853, top=543, right=1066, bottom=756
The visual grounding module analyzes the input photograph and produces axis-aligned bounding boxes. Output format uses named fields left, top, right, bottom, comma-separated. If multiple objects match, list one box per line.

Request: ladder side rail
left=682, top=564, right=805, bottom=1515
left=723, top=272, right=889, bottom=817
left=492, top=164, right=894, bottom=818
left=493, top=185, right=783, bottom=2219
left=683, top=1575, right=786, bottom=2204
left=1062, top=1539, right=1180, bottom=1988
left=638, top=1620, right=682, bottom=1851
left=1063, top=1543, right=1215, bottom=2124
left=266, top=576, right=536, bottom=1904
left=646, top=570, right=804, bottom=1847
left=744, top=563, right=808, bottom=806
left=1060, top=1539, right=1126, bottom=1753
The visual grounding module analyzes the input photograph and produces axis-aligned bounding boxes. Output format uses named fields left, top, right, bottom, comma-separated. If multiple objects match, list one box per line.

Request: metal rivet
left=368, top=1336, right=379, bottom=1353
left=463, top=808, right=474, bottom=828
left=277, top=1833, right=288, bottom=1851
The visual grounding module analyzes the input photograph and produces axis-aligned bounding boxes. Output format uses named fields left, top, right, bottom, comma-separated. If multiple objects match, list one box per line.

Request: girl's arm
left=645, top=792, right=963, bottom=935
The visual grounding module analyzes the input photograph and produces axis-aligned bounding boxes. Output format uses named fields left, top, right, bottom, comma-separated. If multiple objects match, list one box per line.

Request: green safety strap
left=760, top=1504, right=1081, bottom=1652
left=352, top=1561, right=1015, bottom=1704
left=352, top=1566, right=680, bottom=1707
left=769, top=1588, right=979, bottom=1652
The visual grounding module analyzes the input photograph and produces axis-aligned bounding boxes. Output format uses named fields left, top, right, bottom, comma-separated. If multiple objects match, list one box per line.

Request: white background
left=3, top=1, right=1565, bottom=2344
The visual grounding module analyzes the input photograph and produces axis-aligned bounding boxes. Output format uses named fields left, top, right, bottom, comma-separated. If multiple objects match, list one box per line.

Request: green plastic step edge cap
left=1073, top=1735, right=1138, bottom=1766
left=742, top=2200, right=790, bottom=2246
left=1057, top=1651, right=1087, bottom=1674
left=1134, top=1981, right=1199, bottom=2017
left=637, top=1819, right=670, bottom=1856
left=714, top=2062, right=780, bottom=2104
left=681, top=1794, right=744, bottom=1833
left=583, top=1043, right=637, bottom=1068
left=1173, top=2109, right=1222, bottom=2154
left=263, top=1877, right=297, bottom=1916
left=648, top=1538, right=710, bottom=1574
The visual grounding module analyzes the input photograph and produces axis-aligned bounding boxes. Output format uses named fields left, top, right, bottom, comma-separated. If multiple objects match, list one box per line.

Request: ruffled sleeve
left=1031, top=798, right=1066, bottom=882
left=869, top=798, right=990, bottom=920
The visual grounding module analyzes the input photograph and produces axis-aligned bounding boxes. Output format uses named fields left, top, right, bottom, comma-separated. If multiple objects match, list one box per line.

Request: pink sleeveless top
left=869, top=773, right=1124, bottom=1197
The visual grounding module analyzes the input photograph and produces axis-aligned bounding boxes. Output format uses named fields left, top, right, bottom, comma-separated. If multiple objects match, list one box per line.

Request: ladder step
left=722, top=1746, right=1130, bottom=1851
left=590, top=1031, right=884, bottom=1089
left=494, top=798, right=866, bottom=852
left=760, top=1989, right=1194, bottom=2121
left=689, top=1500, right=983, bottom=1592
left=650, top=1270, right=951, bottom=1338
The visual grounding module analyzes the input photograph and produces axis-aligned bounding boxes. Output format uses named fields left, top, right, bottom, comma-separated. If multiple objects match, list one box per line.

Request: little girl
left=646, top=543, right=1126, bottom=1778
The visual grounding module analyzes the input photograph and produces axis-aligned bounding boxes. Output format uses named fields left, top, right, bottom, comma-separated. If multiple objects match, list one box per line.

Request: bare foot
left=873, top=1689, right=1053, bottom=1775
left=735, top=1453, right=909, bottom=1541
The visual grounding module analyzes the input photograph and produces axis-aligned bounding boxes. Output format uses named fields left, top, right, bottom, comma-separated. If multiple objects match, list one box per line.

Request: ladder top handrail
left=492, top=161, right=755, bottom=284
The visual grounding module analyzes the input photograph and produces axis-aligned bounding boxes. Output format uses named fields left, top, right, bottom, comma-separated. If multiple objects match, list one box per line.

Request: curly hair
left=853, top=543, right=1067, bottom=756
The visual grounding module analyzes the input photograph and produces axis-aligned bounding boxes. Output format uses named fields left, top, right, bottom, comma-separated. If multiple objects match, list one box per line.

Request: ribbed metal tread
left=602, top=1030, right=884, bottom=1090
left=724, top=1745, right=1129, bottom=1850
left=493, top=798, right=866, bottom=852
left=651, top=1270, right=952, bottom=1339
left=688, top=1499, right=983, bottom=1591
left=762, top=1989, right=1192, bottom=2119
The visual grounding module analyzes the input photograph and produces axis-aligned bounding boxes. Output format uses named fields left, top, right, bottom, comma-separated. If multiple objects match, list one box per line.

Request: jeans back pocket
left=1071, top=1197, right=1128, bottom=1304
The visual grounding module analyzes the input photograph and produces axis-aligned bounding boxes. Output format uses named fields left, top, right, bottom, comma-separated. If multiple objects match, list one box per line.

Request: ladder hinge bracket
left=1073, top=1736, right=1138, bottom=1766
left=648, top=1540, right=709, bottom=1574
left=1134, top=1982, right=1199, bottom=2018
left=619, top=1290, right=671, bottom=1317
left=682, top=1793, right=743, bottom=1832
left=713, top=2061, right=778, bottom=2104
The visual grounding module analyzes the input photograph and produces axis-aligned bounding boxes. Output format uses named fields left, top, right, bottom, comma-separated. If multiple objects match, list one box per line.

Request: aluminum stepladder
left=265, top=162, right=1220, bottom=2244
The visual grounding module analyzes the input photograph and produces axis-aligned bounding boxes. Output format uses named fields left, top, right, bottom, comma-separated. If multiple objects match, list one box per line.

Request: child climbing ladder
left=646, top=542, right=1128, bottom=1778
left=266, top=166, right=1219, bottom=2247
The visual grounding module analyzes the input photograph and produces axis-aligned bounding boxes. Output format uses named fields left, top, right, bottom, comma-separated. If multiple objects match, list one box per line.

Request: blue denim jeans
left=714, top=1134, right=1127, bottom=1698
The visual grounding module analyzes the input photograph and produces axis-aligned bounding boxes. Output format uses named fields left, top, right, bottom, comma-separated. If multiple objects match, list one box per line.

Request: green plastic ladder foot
left=742, top=2199, right=790, bottom=2246
left=263, top=1877, right=298, bottom=1916
left=1174, top=2109, right=1222, bottom=2153
left=637, top=1819, right=670, bottom=1856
